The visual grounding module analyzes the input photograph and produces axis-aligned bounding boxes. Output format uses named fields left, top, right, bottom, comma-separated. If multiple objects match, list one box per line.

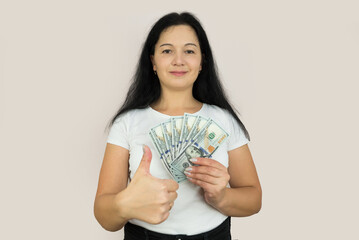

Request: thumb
left=136, top=144, right=153, bottom=175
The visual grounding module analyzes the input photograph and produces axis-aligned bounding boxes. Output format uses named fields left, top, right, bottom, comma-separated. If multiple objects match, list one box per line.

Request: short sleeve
left=106, top=114, right=130, bottom=150
left=227, top=113, right=250, bottom=151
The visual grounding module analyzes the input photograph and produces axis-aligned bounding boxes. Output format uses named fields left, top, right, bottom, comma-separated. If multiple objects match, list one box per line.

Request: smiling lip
left=170, top=71, right=187, bottom=76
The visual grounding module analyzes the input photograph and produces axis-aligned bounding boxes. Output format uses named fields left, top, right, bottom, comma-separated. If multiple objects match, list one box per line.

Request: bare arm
left=93, top=144, right=179, bottom=232
left=185, top=144, right=262, bottom=217
left=218, top=144, right=262, bottom=216
left=93, top=143, right=130, bottom=232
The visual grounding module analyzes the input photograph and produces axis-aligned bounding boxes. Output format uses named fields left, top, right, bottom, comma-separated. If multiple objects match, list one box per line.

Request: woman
left=94, top=12, right=262, bottom=239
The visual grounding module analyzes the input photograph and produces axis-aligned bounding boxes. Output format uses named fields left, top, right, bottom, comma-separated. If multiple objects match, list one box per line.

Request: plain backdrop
left=1, top=0, right=358, bottom=239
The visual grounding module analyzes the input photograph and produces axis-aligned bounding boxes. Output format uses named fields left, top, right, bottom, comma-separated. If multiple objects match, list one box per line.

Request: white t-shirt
left=106, top=103, right=249, bottom=235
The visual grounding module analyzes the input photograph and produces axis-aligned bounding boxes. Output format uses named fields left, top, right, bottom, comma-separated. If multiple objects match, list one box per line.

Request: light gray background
left=1, top=0, right=358, bottom=239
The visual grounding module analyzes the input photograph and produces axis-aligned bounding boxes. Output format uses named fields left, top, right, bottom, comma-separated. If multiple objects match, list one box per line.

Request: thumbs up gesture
left=118, top=145, right=179, bottom=224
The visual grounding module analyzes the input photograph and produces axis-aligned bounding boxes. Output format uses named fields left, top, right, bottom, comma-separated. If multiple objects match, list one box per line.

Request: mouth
left=169, top=71, right=187, bottom=76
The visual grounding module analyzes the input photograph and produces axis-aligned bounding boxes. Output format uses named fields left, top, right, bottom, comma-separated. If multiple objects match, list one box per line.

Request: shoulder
left=204, top=104, right=234, bottom=125
left=204, top=103, right=230, bottom=116
left=107, top=107, right=150, bottom=146
left=109, top=108, right=151, bottom=135
left=113, top=107, right=149, bottom=124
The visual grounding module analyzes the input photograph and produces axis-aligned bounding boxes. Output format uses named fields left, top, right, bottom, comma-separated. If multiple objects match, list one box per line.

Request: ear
left=150, top=55, right=156, bottom=71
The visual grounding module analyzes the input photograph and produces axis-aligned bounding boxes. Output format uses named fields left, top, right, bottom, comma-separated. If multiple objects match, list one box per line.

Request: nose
left=172, top=52, right=184, bottom=66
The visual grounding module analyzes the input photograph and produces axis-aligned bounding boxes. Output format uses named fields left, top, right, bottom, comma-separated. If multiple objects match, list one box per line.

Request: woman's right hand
left=115, top=145, right=179, bottom=224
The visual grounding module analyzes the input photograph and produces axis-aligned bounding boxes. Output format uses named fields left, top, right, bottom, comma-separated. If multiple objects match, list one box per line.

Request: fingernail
left=185, top=167, right=192, bottom=172
left=190, top=158, right=197, bottom=162
left=184, top=171, right=191, bottom=175
left=142, top=144, right=146, bottom=153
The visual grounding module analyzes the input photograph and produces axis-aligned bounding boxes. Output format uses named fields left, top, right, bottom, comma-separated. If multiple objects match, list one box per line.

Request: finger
left=187, top=176, right=211, bottom=189
left=190, top=157, right=226, bottom=171
left=168, top=191, right=178, bottom=202
left=161, top=179, right=179, bottom=192
left=137, top=145, right=153, bottom=174
left=186, top=172, right=219, bottom=185
left=157, top=211, right=170, bottom=224
left=185, top=165, right=224, bottom=178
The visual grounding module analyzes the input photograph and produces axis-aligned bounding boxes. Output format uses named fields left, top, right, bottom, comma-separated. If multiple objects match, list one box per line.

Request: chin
left=163, top=83, right=193, bottom=91
left=161, top=79, right=196, bottom=90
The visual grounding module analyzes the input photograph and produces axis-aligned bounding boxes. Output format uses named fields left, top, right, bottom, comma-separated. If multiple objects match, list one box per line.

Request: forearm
left=215, top=186, right=262, bottom=217
left=93, top=192, right=128, bottom=232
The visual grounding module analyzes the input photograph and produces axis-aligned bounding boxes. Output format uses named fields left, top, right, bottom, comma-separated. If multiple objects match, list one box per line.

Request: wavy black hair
left=106, top=11, right=250, bottom=141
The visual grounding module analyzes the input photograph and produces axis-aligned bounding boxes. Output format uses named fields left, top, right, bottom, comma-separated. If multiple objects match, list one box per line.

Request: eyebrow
left=159, top=43, right=198, bottom=48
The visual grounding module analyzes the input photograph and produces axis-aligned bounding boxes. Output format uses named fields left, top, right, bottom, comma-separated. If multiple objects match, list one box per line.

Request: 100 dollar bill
left=149, top=130, right=187, bottom=182
left=170, top=119, right=229, bottom=173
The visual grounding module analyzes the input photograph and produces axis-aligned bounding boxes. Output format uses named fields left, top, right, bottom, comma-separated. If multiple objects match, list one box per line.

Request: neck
left=150, top=87, right=202, bottom=114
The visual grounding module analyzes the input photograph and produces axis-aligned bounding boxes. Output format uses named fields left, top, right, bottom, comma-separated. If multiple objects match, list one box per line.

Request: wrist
left=212, top=188, right=229, bottom=213
left=114, top=189, right=131, bottom=221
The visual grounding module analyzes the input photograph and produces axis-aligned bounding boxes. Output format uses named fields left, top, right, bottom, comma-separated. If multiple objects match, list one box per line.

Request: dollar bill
left=151, top=123, right=172, bottom=161
left=178, top=114, right=198, bottom=154
left=171, top=119, right=229, bottom=173
left=150, top=123, right=186, bottom=180
left=180, top=114, right=209, bottom=152
left=149, top=130, right=187, bottom=182
left=161, top=121, right=175, bottom=161
left=149, top=129, right=171, bottom=164
left=170, top=116, right=183, bottom=158
left=148, top=114, right=229, bottom=183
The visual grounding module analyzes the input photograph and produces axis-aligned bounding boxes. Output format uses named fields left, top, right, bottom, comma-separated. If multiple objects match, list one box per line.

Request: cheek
left=154, top=56, right=170, bottom=67
left=187, top=58, right=202, bottom=69
left=155, top=61, right=167, bottom=69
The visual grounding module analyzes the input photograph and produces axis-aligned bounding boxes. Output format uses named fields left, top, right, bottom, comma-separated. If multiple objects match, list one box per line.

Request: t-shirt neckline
left=148, top=103, right=206, bottom=118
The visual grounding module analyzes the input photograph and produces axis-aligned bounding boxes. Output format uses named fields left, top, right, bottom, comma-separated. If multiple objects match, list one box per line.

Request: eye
left=185, top=50, right=195, bottom=54
left=162, top=49, right=172, bottom=54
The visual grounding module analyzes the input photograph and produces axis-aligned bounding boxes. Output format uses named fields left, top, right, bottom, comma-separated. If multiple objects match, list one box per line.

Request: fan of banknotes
left=149, top=113, right=229, bottom=183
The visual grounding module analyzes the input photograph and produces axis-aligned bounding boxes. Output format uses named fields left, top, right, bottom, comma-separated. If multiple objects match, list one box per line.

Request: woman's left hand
left=184, top=158, right=230, bottom=208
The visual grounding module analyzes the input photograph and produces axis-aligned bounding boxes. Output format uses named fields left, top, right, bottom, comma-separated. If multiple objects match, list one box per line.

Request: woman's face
left=151, top=25, right=202, bottom=91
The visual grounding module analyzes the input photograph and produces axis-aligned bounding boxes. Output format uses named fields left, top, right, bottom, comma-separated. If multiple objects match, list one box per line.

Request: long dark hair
left=106, top=12, right=250, bottom=141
